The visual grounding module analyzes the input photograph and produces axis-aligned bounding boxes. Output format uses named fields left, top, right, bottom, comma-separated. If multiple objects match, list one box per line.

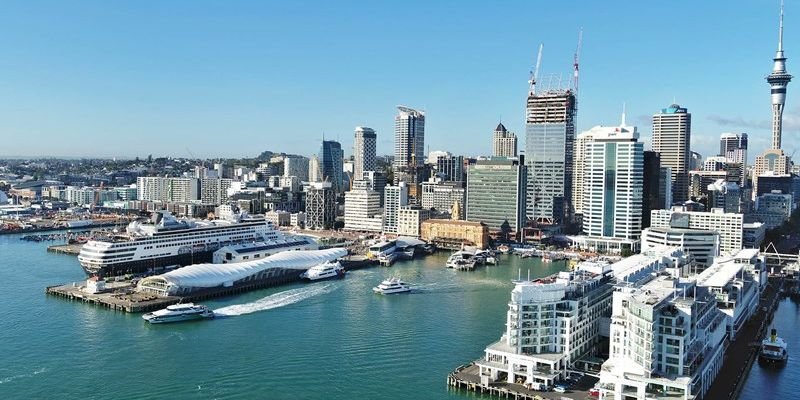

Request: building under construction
left=524, top=40, right=580, bottom=227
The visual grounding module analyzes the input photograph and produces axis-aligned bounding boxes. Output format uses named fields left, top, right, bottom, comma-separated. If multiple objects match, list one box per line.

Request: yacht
left=373, top=277, right=412, bottom=294
left=760, top=328, right=788, bottom=363
left=79, top=210, right=313, bottom=276
left=142, top=303, right=214, bottom=324
left=447, top=251, right=477, bottom=270
left=300, top=260, right=345, bottom=281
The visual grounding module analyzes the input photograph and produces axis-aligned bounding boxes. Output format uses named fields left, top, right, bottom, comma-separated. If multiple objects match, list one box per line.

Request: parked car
left=589, top=388, right=600, bottom=397
left=554, top=385, right=566, bottom=393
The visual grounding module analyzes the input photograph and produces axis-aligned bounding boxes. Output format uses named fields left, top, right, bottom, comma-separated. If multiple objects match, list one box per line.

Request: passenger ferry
left=368, top=240, right=397, bottom=260
left=142, top=303, right=214, bottom=324
left=372, top=277, right=411, bottom=294
left=760, top=328, right=788, bottom=363
left=300, top=260, right=345, bottom=281
left=78, top=210, right=297, bottom=276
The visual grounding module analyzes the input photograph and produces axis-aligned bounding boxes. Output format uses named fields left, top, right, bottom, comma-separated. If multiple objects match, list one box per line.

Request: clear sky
left=0, top=0, right=796, bottom=162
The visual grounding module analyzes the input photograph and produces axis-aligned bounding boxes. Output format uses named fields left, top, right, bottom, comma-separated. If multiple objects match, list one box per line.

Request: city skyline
left=0, top=1, right=796, bottom=161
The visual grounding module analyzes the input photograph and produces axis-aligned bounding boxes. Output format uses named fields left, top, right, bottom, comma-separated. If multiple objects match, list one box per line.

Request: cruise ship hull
left=82, top=251, right=214, bottom=276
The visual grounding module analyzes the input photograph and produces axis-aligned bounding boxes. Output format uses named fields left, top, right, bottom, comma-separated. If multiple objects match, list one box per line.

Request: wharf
left=704, top=277, right=782, bottom=400
left=447, top=364, right=598, bottom=400
left=46, top=281, right=181, bottom=313
left=46, top=256, right=379, bottom=313
left=47, top=243, right=84, bottom=255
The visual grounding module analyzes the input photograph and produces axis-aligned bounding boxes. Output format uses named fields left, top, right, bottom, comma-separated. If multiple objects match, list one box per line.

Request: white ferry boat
left=142, top=303, right=214, bottom=324
left=300, top=260, right=345, bottom=281
left=372, top=277, right=411, bottom=294
left=760, top=328, right=788, bottom=363
left=78, top=210, right=308, bottom=276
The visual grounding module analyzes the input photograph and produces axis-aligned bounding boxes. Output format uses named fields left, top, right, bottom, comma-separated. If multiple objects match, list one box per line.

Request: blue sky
left=0, top=0, right=795, bottom=162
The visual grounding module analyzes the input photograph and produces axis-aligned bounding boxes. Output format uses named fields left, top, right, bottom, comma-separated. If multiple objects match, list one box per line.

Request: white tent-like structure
left=137, top=248, right=347, bottom=296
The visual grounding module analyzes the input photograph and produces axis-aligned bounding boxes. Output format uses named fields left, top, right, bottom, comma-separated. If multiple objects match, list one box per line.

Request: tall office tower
left=719, top=133, right=748, bottom=164
left=383, top=182, right=409, bottom=234
left=652, top=103, right=691, bottom=203
left=690, top=151, right=703, bottom=172
left=465, top=156, right=527, bottom=236
left=319, top=140, right=344, bottom=192
left=393, top=106, right=425, bottom=171
left=580, top=120, right=644, bottom=249
left=343, top=180, right=383, bottom=233
left=284, top=156, right=309, bottom=182
left=492, top=123, right=517, bottom=157
left=572, top=129, right=595, bottom=217
left=642, top=151, right=669, bottom=228
left=353, top=126, right=377, bottom=179
left=435, top=154, right=465, bottom=183
left=768, top=1, right=793, bottom=150
left=308, top=155, right=322, bottom=183
left=525, top=91, right=577, bottom=225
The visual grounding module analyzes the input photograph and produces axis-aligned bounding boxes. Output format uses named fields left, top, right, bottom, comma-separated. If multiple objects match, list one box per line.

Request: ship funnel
left=771, top=328, right=778, bottom=342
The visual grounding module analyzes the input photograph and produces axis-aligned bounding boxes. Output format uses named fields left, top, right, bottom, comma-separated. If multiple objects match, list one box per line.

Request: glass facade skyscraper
left=319, top=140, right=344, bottom=193
left=524, top=91, right=576, bottom=225
left=465, top=156, right=526, bottom=234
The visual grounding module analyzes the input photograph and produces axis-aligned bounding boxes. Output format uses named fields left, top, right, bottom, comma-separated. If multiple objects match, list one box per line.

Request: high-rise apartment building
left=308, top=155, right=322, bottom=183
left=383, top=182, right=408, bottom=234
left=525, top=91, right=577, bottom=225
left=492, top=123, right=517, bottom=157
left=572, top=128, right=594, bottom=217
left=319, top=140, right=344, bottom=192
left=652, top=104, right=691, bottom=203
left=394, top=106, right=425, bottom=171
left=580, top=122, right=644, bottom=249
left=650, top=206, right=744, bottom=256
left=136, top=177, right=200, bottom=203
left=353, top=126, right=377, bottom=180
left=719, top=133, right=748, bottom=165
left=200, top=178, right=233, bottom=205
left=284, top=156, right=309, bottom=182
left=466, top=157, right=527, bottom=236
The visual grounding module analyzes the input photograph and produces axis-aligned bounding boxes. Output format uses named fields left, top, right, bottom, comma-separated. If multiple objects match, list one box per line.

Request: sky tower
left=767, top=0, right=793, bottom=150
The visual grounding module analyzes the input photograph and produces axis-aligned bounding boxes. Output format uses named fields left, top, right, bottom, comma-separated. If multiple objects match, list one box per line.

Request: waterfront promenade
left=705, top=278, right=781, bottom=399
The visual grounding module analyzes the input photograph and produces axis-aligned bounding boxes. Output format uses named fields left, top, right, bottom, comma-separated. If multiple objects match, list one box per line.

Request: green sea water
left=0, top=234, right=566, bottom=399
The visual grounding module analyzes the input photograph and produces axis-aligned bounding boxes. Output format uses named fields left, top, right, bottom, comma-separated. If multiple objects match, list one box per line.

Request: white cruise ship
left=78, top=210, right=303, bottom=276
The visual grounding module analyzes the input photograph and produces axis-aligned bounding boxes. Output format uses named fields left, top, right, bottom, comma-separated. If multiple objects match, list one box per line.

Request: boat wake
left=0, top=367, right=47, bottom=384
left=213, top=284, right=336, bottom=317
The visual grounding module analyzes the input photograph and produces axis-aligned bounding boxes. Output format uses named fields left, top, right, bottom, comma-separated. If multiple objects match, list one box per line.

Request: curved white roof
left=148, top=248, right=347, bottom=289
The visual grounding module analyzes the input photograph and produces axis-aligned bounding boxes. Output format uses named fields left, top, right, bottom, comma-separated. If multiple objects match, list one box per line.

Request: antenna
left=621, top=102, right=627, bottom=126
left=529, top=43, right=543, bottom=95
left=780, top=0, right=785, bottom=53
left=573, top=28, right=583, bottom=96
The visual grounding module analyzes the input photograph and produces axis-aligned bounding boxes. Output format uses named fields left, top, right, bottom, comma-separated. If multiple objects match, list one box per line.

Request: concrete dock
left=447, top=364, right=598, bottom=400
left=46, top=280, right=181, bottom=313
left=47, top=243, right=84, bottom=255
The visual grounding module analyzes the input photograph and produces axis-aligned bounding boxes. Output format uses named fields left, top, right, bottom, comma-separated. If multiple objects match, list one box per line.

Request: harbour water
left=0, top=234, right=564, bottom=399
left=739, top=298, right=800, bottom=399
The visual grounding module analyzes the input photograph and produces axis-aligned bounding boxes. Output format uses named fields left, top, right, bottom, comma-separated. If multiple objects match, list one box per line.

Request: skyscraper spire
left=621, top=102, right=627, bottom=126
left=767, top=0, right=793, bottom=150
left=779, top=0, right=785, bottom=54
